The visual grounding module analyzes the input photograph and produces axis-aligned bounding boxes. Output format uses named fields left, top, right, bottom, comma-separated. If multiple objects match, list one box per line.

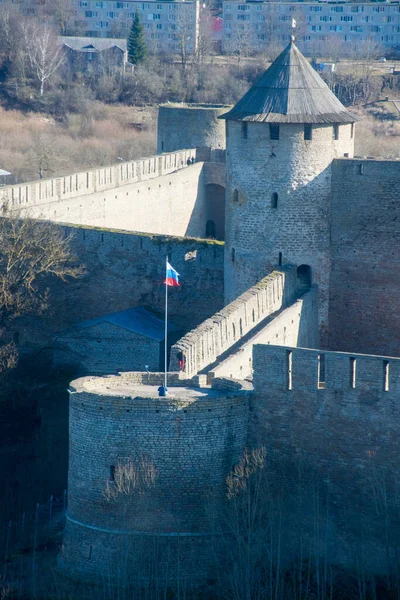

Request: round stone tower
left=221, top=41, right=357, bottom=338
left=59, top=372, right=249, bottom=586
left=157, top=103, right=230, bottom=154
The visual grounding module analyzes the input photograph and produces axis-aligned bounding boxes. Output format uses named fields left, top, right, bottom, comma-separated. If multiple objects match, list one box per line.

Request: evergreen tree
left=127, top=13, right=147, bottom=65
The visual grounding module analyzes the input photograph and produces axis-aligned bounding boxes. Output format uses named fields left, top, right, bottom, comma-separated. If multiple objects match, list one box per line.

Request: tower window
left=304, top=124, right=312, bottom=140
left=242, top=122, right=248, bottom=139
left=333, top=124, right=339, bottom=140
left=278, top=252, right=282, bottom=266
left=110, top=465, right=116, bottom=481
left=231, top=247, right=235, bottom=262
left=351, top=123, right=354, bottom=139
left=232, top=189, right=239, bottom=202
left=269, top=124, right=279, bottom=140
left=271, top=192, right=278, bottom=208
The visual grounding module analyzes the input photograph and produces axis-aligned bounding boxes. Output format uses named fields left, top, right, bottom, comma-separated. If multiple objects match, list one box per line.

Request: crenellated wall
left=251, top=344, right=400, bottom=573
left=0, top=150, right=215, bottom=239
left=210, top=286, right=319, bottom=380
left=170, top=265, right=298, bottom=377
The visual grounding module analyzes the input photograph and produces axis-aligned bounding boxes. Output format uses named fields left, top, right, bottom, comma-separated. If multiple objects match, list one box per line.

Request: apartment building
left=222, top=1, right=400, bottom=56
left=75, top=0, right=200, bottom=54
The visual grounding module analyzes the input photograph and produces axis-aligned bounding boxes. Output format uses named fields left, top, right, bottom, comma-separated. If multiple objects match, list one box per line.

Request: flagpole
left=164, top=255, right=168, bottom=390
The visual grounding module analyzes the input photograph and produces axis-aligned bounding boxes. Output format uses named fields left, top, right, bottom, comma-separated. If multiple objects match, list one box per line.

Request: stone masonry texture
left=224, top=120, right=354, bottom=340
left=157, top=104, right=230, bottom=153
left=59, top=373, right=249, bottom=583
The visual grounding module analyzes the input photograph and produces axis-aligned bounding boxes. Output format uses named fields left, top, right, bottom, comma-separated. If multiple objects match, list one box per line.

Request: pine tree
left=127, top=13, right=148, bottom=65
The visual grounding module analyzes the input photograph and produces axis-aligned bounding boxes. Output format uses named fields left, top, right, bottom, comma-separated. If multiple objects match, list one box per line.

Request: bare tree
left=0, top=211, right=84, bottom=375
left=40, top=0, right=77, bottom=36
left=21, top=22, right=65, bottom=96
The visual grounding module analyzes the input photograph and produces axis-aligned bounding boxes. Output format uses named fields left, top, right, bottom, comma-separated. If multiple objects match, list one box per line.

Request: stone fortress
left=2, top=40, right=400, bottom=587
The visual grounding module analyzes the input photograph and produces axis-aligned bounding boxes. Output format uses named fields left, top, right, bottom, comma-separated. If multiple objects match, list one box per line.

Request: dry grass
left=353, top=104, right=400, bottom=159
left=0, top=103, right=157, bottom=183
left=0, top=100, right=398, bottom=184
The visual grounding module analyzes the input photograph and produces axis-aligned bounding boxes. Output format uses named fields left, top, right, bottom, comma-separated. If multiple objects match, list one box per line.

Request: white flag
left=292, top=18, right=297, bottom=29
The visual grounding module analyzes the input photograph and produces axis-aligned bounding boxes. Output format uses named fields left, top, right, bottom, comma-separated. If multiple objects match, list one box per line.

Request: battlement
left=0, top=149, right=196, bottom=211
left=253, top=345, right=400, bottom=397
left=170, top=265, right=298, bottom=377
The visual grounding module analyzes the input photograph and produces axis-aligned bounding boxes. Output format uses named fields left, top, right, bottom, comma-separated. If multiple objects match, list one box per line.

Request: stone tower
left=59, top=372, right=249, bottom=585
left=221, top=40, right=357, bottom=339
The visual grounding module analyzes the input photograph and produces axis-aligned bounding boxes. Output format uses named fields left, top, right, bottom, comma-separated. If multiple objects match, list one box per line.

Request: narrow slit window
left=110, top=465, right=116, bottom=481
left=350, top=358, right=356, bottom=388
left=304, top=124, right=312, bottom=141
left=232, top=189, right=239, bottom=202
left=278, top=252, right=282, bottom=266
left=351, top=123, right=354, bottom=139
left=318, top=354, right=326, bottom=389
left=232, top=323, right=236, bottom=340
left=287, top=350, right=292, bottom=391
left=383, top=360, right=389, bottom=392
left=242, top=122, right=248, bottom=139
left=333, top=124, right=339, bottom=140
left=269, top=123, right=279, bottom=140
left=271, top=192, right=278, bottom=208
left=359, top=164, right=364, bottom=175
left=231, top=247, right=235, bottom=262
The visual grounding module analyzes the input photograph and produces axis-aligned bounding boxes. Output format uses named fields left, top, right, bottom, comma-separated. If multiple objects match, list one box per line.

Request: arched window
left=271, top=192, right=278, bottom=208
left=232, top=189, right=239, bottom=202
left=239, top=318, right=243, bottom=336
left=232, top=323, right=236, bottom=340
left=297, top=265, right=312, bottom=292
left=205, top=220, right=216, bottom=238
left=252, top=308, right=255, bottom=323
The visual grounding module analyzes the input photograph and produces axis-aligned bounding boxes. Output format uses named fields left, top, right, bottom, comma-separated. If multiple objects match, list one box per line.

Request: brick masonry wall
left=20, top=226, right=224, bottom=348
left=211, top=286, right=319, bottom=380
left=224, top=121, right=354, bottom=340
left=329, top=158, right=400, bottom=356
left=157, top=105, right=230, bottom=153
left=251, top=344, right=400, bottom=573
left=170, top=265, right=297, bottom=376
left=60, top=373, right=249, bottom=583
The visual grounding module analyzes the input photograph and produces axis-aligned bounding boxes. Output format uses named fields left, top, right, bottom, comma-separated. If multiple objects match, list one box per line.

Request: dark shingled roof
left=221, top=40, right=357, bottom=124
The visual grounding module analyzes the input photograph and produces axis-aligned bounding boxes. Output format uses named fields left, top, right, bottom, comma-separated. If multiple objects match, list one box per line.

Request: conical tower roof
left=221, top=40, right=357, bottom=124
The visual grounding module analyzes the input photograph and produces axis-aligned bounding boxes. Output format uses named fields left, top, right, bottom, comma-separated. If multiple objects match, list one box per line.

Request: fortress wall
left=170, top=265, right=297, bottom=377
left=0, top=150, right=195, bottom=210
left=251, top=344, right=400, bottom=573
left=60, top=372, right=249, bottom=582
left=2, top=154, right=208, bottom=239
left=330, top=158, right=400, bottom=356
left=210, top=286, right=319, bottom=380
left=22, top=226, right=224, bottom=348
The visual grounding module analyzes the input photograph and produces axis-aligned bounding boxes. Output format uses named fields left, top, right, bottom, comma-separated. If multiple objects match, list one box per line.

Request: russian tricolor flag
left=165, top=262, right=180, bottom=287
